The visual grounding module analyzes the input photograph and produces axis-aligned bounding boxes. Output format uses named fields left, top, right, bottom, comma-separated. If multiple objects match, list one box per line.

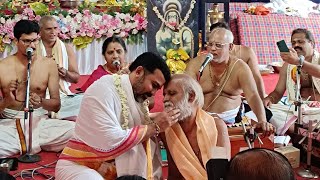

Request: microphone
left=26, top=47, right=33, bottom=61
left=198, top=53, right=214, bottom=78
left=112, top=60, right=121, bottom=71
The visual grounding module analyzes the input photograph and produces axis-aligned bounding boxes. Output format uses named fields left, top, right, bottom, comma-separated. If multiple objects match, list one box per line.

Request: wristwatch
left=298, top=55, right=305, bottom=67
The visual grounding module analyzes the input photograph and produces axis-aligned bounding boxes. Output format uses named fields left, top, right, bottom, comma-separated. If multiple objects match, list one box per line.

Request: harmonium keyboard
left=227, top=118, right=274, bottom=157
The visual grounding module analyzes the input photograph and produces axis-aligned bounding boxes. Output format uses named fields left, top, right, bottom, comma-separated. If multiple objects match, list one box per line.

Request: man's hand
left=5, top=80, right=19, bottom=105
left=280, top=48, right=300, bottom=65
left=263, top=97, right=273, bottom=107
left=253, top=121, right=275, bottom=137
left=117, top=63, right=130, bottom=75
left=151, top=108, right=180, bottom=132
left=57, top=65, right=67, bottom=78
left=29, top=92, right=42, bottom=109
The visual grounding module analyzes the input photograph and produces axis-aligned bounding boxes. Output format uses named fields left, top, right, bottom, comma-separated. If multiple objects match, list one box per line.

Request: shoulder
left=0, top=56, right=13, bottom=72
left=187, top=55, right=206, bottom=67
left=92, top=65, right=107, bottom=75
left=0, top=56, right=13, bottom=65
left=233, top=45, right=256, bottom=61
left=232, top=57, right=251, bottom=73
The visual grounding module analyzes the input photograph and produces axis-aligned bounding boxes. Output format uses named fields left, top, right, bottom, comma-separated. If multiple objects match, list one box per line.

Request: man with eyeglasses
left=37, top=15, right=81, bottom=120
left=186, top=28, right=274, bottom=135
left=0, top=20, right=75, bottom=158
left=263, top=28, right=320, bottom=135
left=210, top=22, right=265, bottom=100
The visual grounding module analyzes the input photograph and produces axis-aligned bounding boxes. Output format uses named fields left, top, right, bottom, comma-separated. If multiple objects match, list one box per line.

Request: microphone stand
left=297, top=120, right=319, bottom=178
left=294, top=65, right=318, bottom=178
left=294, top=65, right=303, bottom=133
left=18, top=56, right=41, bottom=163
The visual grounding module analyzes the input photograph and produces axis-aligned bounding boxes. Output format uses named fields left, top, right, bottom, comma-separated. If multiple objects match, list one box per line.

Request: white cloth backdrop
left=0, top=36, right=148, bottom=75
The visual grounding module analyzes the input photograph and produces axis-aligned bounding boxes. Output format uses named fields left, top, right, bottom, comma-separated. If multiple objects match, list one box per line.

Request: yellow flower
left=0, top=36, right=4, bottom=53
left=177, top=48, right=190, bottom=61
left=72, top=36, right=94, bottom=49
left=166, top=49, right=176, bottom=59
left=166, top=58, right=186, bottom=74
left=29, top=2, right=49, bottom=15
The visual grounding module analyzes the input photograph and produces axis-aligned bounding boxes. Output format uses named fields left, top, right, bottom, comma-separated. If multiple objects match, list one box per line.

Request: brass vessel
left=208, top=3, right=224, bottom=24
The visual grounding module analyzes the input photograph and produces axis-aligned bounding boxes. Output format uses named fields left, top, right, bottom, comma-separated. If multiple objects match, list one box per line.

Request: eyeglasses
left=19, top=38, right=39, bottom=46
left=207, top=42, right=228, bottom=49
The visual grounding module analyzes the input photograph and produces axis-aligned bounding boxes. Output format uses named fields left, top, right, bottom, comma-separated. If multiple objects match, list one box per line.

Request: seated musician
left=185, top=28, right=274, bottom=135
left=0, top=20, right=74, bottom=158
left=161, top=74, right=230, bottom=179
left=210, top=22, right=266, bottom=100
left=37, top=16, right=81, bottom=119
left=263, top=28, right=320, bottom=135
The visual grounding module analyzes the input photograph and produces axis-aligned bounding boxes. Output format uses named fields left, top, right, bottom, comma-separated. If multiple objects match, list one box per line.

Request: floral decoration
left=166, top=48, right=190, bottom=74
left=113, top=74, right=130, bottom=130
left=0, top=0, right=147, bottom=52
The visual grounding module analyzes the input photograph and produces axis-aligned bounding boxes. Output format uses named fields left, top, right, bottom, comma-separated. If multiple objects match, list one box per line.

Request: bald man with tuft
left=186, top=28, right=274, bottom=135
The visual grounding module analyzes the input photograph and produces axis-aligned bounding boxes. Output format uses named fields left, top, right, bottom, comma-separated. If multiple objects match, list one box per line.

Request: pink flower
left=124, top=14, right=131, bottom=22
left=83, top=10, right=91, bottom=17
left=35, top=15, right=41, bottom=21
left=133, top=14, right=147, bottom=30
left=95, top=34, right=102, bottom=39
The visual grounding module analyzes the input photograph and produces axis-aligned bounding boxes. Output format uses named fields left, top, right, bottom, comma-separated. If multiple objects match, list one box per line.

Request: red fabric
left=79, top=65, right=110, bottom=92
left=254, top=5, right=270, bottom=15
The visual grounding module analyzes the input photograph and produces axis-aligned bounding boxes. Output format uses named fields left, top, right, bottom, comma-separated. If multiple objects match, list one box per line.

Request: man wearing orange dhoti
left=161, top=74, right=231, bottom=180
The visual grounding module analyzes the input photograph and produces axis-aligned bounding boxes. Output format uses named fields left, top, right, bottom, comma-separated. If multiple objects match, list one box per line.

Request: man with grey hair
left=37, top=15, right=81, bottom=119
left=161, top=73, right=230, bottom=179
left=186, top=28, right=274, bottom=135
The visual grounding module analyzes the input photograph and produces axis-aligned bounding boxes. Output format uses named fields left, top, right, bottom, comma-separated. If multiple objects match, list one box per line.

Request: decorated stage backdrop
left=147, top=0, right=199, bottom=73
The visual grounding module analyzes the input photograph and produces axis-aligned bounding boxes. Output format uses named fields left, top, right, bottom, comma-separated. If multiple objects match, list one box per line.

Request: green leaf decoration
left=29, top=2, right=49, bottom=16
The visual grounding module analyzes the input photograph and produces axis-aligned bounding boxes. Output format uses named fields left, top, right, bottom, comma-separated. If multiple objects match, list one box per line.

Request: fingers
left=254, top=121, right=275, bottom=137
left=262, top=122, right=275, bottom=137
left=29, top=93, right=42, bottom=108
left=289, top=47, right=296, bottom=54
left=58, top=68, right=67, bottom=77
left=153, top=108, right=180, bottom=131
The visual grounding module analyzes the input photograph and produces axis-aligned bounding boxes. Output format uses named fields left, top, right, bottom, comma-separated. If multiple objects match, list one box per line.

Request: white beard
left=164, top=97, right=192, bottom=122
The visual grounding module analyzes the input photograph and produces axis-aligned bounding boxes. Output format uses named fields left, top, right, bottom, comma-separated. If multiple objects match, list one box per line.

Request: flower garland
left=152, top=0, right=196, bottom=30
left=113, top=74, right=152, bottom=130
left=113, top=74, right=130, bottom=129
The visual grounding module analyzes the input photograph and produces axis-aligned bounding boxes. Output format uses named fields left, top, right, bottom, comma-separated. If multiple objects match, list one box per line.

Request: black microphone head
left=26, top=47, right=33, bottom=54
left=26, top=47, right=33, bottom=60
left=112, top=60, right=120, bottom=66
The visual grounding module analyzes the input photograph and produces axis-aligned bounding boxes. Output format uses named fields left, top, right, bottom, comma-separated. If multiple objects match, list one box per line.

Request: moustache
left=294, top=47, right=302, bottom=51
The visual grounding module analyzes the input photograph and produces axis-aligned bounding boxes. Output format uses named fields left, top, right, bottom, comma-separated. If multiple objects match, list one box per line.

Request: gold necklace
left=209, top=61, right=230, bottom=87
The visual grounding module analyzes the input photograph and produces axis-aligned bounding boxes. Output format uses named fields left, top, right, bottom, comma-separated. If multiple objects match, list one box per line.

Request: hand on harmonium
left=252, top=121, right=275, bottom=137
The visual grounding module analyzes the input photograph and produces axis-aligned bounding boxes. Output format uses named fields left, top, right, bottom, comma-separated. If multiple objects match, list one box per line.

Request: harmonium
left=228, top=118, right=274, bottom=157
